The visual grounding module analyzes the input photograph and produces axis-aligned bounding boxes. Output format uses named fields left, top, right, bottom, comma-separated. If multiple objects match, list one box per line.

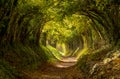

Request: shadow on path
left=23, top=56, right=83, bottom=79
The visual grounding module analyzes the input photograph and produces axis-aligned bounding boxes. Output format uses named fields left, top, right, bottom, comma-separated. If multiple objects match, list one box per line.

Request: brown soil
left=22, top=57, right=84, bottom=79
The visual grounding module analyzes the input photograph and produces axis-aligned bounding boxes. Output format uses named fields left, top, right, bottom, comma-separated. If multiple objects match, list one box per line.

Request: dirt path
left=23, top=57, right=83, bottom=79
left=54, top=56, right=77, bottom=68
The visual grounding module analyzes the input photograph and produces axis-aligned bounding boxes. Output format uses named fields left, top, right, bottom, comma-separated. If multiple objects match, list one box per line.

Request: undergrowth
left=0, top=60, right=23, bottom=79
left=0, top=43, right=52, bottom=79
left=47, top=45, right=62, bottom=61
left=76, top=44, right=112, bottom=74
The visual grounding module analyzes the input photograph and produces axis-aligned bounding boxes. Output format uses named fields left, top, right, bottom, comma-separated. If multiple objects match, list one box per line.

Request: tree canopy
left=0, top=0, right=120, bottom=79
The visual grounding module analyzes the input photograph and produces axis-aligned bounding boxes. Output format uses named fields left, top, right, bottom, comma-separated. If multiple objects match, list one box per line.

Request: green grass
left=0, top=43, right=53, bottom=79
left=76, top=47, right=88, bottom=59
left=47, top=45, right=62, bottom=60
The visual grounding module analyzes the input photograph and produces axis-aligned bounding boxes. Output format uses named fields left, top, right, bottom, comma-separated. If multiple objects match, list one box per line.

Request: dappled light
left=0, top=0, right=120, bottom=79
left=54, top=56, right=77, bottom=68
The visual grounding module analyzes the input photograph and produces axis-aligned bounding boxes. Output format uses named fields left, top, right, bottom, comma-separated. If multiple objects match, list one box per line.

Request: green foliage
left=0, top=0, right=120, bottom=78
left=89, top=45, right=112, bottom=61
left=0, top=60, right=23, bottom=79
left=47, top=45, right=62, bottom=60
left=0, top=43, right=52, bottom=78
left=77, top=54, right=89, bottom=73
left=0, top=43, right=48, bottom=69
left=77, top=44, right=112, bottom=73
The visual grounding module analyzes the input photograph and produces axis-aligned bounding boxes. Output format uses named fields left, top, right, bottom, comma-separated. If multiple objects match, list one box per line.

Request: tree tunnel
left=0, top=0, right=120, bottom=79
